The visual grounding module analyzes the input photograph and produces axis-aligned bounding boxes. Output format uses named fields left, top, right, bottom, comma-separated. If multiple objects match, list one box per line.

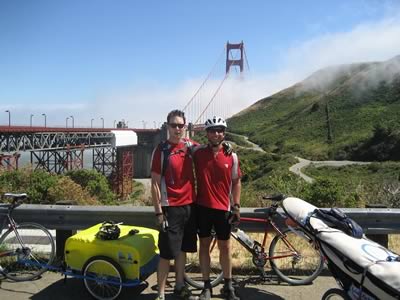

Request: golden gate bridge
left=0, top=41, right=249, bottom=198
left=183, top=41, right=249, bottom=126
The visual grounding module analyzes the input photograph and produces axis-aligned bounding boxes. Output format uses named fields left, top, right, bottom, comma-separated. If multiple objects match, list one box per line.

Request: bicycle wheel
left=0, top=222, right=55, bottom=281
left=83, top=256, right=124, bottom=300
left=269, top=228, right=324, bottom=285
left=321, top=288, right=348, bottom=300
left=184, top=236, right=224, bottom=289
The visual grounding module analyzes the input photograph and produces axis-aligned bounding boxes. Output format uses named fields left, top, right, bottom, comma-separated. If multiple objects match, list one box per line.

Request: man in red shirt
left=151, top=110, right=198, bottom=300
left=193, top=116, right=241, bottom=300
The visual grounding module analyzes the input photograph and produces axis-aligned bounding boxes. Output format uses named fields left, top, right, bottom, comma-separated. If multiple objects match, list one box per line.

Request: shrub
left=47, top=176, right=98, bottom=205
left=304, top=178, right=343, bottom=207
left=66, top=169, right=116, bottom=204
left=0, top=168, right=58, bottom=204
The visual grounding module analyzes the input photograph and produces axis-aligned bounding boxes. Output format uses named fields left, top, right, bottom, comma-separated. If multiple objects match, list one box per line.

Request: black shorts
left=158, top=204, right=197, bottom=260
left=196, top=204, right=231, bottom=240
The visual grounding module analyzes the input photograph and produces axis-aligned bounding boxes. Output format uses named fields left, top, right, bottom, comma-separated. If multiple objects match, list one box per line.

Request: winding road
left=289, top=157, right=371, bottom=183
left=228, top=133, right=370, bottom=183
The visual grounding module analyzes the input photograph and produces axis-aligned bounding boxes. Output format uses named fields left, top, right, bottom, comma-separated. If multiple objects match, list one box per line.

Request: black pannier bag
left=313, top=207, right=363, bottom=239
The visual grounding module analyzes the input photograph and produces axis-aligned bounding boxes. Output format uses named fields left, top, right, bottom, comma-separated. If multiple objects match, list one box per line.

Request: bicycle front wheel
left=0, top=222, right=55, bottom=281
left=184, top=236, right=224, bottom=289
left=269, top=228, right=324, bottom=285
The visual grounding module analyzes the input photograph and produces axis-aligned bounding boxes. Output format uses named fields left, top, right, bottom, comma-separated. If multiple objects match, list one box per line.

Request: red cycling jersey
left=193, top=145, right=241, bottom=211
left=151, top=139, right=196, bottom=207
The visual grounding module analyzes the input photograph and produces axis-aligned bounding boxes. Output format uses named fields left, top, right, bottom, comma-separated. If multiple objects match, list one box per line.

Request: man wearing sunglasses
left=192, top=116, right=242, bottom=300
left=151, top=109, right=198, bottom=300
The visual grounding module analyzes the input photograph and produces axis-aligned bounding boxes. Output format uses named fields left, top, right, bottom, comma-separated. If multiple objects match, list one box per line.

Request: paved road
left=0, top=271, right=338, bottom=300
left=289, top=156, right=371, bottom=183
left=227, top=132, right=266, bottom=153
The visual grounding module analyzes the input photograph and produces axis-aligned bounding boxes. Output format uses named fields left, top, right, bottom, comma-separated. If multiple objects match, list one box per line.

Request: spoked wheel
left=0, top=222, right=55, bottom=281
left=269, top=228, right=324, bottom=285
left=83, top=256, right=124, bottom=300
left=184, top=236, right=224, bottom=289
left=322, top=288, right=348, bottom=299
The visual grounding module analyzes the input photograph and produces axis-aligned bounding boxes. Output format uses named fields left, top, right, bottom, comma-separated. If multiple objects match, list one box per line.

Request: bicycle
left=0, top=193, right=56, bottom=281
left=184, top=194, right=324, bottom=289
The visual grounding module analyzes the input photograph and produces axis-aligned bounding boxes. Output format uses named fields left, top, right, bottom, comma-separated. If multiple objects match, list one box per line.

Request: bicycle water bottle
left=236, top=229, right=254, bottom=249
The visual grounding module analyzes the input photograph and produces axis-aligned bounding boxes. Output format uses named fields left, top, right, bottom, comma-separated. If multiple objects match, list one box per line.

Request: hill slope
left=228, top=56, right=400, bottom=160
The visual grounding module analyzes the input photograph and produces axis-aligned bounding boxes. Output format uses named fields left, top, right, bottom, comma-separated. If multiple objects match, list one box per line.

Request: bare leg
left=175, top=251, right=186, bottom=287
left=157, top=257, right=170, bottom=296
left=218, top=239, right=231, bottom=278
left=199, top=237, right=212, bottom=280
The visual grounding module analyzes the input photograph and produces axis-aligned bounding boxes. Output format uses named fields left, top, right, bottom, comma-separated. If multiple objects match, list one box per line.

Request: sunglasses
left=168, top=123, right=185, bottom=129
left=207, top=127, right=225, bottom=134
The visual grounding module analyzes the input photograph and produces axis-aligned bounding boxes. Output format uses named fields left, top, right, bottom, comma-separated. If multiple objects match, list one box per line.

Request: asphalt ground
left=0, top=270, right=339, bottom=300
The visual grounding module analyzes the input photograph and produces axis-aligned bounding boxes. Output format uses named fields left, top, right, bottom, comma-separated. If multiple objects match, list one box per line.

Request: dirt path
left=0, top=269, right=338, bottom=300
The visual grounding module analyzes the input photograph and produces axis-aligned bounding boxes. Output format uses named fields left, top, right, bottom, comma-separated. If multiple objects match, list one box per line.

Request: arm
left=231, top=178, right=241, bottom=207
left=229, top=178, right=241, bottom=225
left=151, top=171, right=162, bottom=215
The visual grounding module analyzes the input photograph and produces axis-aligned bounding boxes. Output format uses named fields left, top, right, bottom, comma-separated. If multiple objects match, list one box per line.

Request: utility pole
left=325, top=99, right=333, bottom=144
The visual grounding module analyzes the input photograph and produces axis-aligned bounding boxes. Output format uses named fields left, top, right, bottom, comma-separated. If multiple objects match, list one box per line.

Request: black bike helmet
left=96, top=221, right=121, bottom=240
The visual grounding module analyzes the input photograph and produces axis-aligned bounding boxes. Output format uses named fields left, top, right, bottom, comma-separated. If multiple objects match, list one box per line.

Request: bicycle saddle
left=3, top=193, right=28, bottom=199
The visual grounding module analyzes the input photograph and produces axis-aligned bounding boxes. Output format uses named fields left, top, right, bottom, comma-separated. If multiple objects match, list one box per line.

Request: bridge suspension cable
left=183, top=41, right=247, bottom=125
left=182, top=46, right=225, bottom=113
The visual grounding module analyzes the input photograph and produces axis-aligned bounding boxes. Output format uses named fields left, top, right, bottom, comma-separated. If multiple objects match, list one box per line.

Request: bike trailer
left=282, top=197, right=400, bottom=300
left=65, top=223, right=159, bottom=281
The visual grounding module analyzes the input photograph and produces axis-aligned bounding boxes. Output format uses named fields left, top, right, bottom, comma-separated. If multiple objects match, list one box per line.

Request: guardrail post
left=55, top=201, right=77, bottom=259
left=365, top=204, right=389, bottom=248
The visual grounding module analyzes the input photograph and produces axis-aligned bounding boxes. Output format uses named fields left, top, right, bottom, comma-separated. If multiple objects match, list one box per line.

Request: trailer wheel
left=83, top=256, right=125, bottom=300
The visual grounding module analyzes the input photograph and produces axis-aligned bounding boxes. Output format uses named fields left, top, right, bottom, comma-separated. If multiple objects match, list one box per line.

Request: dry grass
left=230, top=232, right=274, bottom=271
left=389, top=234, right=400, bottom=253
left=187, top=233, right=400, bottom=273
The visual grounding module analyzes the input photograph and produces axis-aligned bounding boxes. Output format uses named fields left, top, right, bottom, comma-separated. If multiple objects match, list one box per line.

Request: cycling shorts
left=196, top=204, right=231, bottom=240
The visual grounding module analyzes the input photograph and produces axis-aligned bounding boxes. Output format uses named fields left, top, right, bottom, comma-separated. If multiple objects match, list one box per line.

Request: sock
left=158, top=293, right=165, bottom=300
left=204, top=279, right=212, bottom=290
left=175, top=281, right=185, bottom=291
left=224, top=278, right=233, bottom=289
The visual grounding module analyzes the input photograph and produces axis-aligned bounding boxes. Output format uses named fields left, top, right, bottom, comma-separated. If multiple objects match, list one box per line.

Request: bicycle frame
left=231, top=215, right=302, bottom=261
left=0, top=204, right=48, bottom=272
left=0, top=207, right=26, bottom=249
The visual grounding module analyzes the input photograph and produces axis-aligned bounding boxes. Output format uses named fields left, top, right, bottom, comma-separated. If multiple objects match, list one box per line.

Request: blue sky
left=1, top=0, right=400, bottom=128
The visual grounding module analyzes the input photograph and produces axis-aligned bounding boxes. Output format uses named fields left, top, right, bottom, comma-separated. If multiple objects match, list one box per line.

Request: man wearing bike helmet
left=192, top=116, right=242, bottom=300
left=151, top=109, right=198, bottom=300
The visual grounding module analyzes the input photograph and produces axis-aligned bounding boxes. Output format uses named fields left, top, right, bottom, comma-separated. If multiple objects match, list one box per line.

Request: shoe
left=173, top=285, right=199, bottom=300
left=199, top=288, right=212, bottom=300
left=222, top=285, right=240, bottom=300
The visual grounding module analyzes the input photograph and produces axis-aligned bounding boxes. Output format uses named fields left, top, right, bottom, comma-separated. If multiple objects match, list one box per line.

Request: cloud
left=175, top=15, right=400, bottom=121
left=282, top=17, right=400, bottom=91
left=4, top=15, right=400, bottom=128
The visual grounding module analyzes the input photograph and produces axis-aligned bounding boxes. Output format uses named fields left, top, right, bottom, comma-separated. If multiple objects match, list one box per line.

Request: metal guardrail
left=5, top=204, right=400, bottom=234
left=3, top=204, right=398, bottom=257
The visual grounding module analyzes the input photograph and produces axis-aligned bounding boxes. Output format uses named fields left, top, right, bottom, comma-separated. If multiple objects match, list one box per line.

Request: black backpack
left=313, top=207, right=364, bottom=239
left=160, top=138, right=193, bottom=177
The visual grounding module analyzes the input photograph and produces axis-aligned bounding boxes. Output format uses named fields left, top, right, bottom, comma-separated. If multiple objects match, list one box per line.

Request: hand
left=229, top=210, right=240, bottom=227
left=222, top=141, right=233, bottom=155
left=155, top=214, right=165, bottom=230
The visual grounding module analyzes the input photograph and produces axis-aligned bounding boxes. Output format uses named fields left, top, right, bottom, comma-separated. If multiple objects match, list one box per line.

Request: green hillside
left=228, top=56, right=400, bottom=160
